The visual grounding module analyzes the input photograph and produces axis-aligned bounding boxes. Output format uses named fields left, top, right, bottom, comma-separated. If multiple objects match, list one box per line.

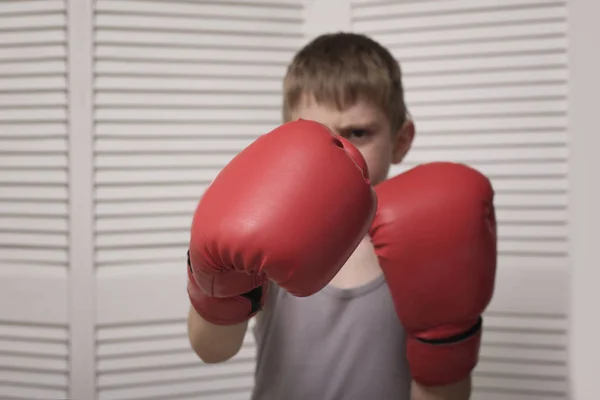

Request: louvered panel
left=96, top=108, right=280, bottom=123
left=0, top=0, right=69, bottom=268
left=352, top=0, right=568, bottom=397
left=477, top=246, right=568, bottom=399
left=96, top=320, right=256, bottom=400
left=475, top=313, right=568, bottom=399
left=96, top=92, right=283, bottom=108
left=93, top=0, right=302, bottom=266
left=96, top=123, right=278, bottom=137
left=0, top=322, right=68, bottom=400
left=93, top=0, right=303, bottom=397
left=353, top=0, right=566, bottom=32
left=0, top=1, right=70, bottom=397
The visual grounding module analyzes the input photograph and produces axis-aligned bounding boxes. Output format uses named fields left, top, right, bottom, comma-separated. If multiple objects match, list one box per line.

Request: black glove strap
left=241, top=286, right=264, bottom=315
left=187, top=250, right=193, bottom=273
left=417, top=317, right=483, bottom=345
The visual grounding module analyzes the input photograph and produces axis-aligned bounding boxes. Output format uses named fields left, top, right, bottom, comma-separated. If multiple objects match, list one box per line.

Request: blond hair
left=283, top=32, right=408, bottom=132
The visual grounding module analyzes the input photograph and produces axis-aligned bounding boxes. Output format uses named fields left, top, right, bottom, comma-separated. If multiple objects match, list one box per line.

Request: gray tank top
left=251, top=275, right=411, bottom=400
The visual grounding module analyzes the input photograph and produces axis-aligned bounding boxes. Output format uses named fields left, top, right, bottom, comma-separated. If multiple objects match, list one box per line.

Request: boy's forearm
left=410, top=375, right=472, bottom=400
left=187, top=305, right=248, bottom=363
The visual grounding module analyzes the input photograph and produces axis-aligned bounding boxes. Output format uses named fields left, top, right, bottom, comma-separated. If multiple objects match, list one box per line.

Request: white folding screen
left=351, top=1, right=569, bottom=399
left=92, top=1, right=302, bottom=400
left=0, top=1, right=70, bottom=399
left=0, top=0, right=583, bottom=399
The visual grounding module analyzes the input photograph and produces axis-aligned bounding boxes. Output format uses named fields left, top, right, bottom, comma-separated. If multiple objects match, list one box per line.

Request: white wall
left=567, top=1, right=600, bottom=399
left=0, top=0, right=597, bottom=399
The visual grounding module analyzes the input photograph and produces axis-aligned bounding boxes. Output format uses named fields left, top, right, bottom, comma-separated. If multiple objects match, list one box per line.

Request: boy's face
left=291, top=96, right=414, bottom=185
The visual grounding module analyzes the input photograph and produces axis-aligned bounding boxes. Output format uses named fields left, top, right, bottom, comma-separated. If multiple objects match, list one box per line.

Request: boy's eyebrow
left=338, top=120, right=381, bottom=131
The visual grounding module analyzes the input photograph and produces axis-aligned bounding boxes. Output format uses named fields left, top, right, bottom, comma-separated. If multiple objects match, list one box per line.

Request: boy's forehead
left=291, top=95, right=387, bottom=130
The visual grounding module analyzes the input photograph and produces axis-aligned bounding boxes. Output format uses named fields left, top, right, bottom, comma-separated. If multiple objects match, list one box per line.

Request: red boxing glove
left=370, top=162, right=497, bottom=386
left=187, top=251, right=267, bottom=325
left=188, top=119, right=377, bottom=325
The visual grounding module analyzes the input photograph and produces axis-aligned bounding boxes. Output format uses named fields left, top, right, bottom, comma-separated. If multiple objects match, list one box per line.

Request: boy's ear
left=391, top=119, right=415, bottom=164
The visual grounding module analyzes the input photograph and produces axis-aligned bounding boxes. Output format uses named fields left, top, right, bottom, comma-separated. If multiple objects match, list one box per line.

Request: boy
left=188, top=32, right=490, bottom=400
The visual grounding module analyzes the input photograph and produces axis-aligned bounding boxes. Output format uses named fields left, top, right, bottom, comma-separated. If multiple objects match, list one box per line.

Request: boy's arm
left=411, top=375, right=472, bottom=400
left=368, top=164, right=494, bottom=398
left=187, top=305, right=248, bottom=363
left=186, top=252, right=266, bottom=363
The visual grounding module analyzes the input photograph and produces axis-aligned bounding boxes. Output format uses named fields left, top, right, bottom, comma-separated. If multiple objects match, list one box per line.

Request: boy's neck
left=328, top=236, right=382, bottom=289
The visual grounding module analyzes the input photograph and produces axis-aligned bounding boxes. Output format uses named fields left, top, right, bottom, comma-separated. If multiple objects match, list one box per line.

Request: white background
left=0, top=0, right=597, bottom=399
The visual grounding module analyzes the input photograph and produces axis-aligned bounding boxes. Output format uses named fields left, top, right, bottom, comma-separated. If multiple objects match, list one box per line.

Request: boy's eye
left=350, top=129, right=367, bottom=138
left=347, top=129, right=370, bottom=140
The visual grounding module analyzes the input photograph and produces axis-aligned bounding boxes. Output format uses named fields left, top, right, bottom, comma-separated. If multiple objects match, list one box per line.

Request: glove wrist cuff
left=187, top=267, right=266, bottom=326
left=406, top=317, right=483, bottom=386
